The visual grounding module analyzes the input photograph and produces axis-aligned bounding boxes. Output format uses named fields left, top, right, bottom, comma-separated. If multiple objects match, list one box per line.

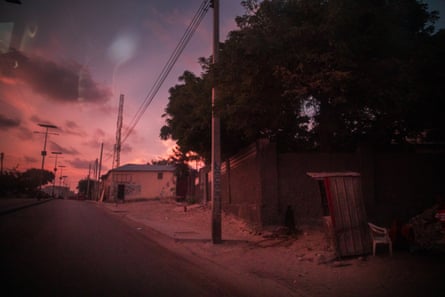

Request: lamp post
left=51, top=152, right=62, bottom=197
left=61, top=175, right=68, bottom=199
left=58, top=165, right=66, bottom=186
left=0, top=152, right=4, bottom=175
left=35, top=123, right=58, bottom=171
left=34, top=123, right=58, bottom=198
left=57, top=165, right=66, bottom=198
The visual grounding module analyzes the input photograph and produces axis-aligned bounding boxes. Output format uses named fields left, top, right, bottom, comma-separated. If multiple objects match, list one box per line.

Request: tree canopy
left=161, top=0, right=444, bottom=163
left=0, top=168, right=54, bottom=198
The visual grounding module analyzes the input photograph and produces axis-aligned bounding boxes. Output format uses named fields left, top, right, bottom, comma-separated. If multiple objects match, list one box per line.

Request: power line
left=102, top=0, right=211, bottom=165
left=121, top=0, right=211, bottom=145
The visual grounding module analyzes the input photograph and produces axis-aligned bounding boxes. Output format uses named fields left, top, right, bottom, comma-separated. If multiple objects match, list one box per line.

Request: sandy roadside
left=98, top=199, right=445, bottom=297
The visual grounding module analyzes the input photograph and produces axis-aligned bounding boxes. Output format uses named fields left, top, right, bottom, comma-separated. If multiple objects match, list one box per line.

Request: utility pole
left=51, top=151, right=62, bottom=198
left=58, top=165, right=66, bottom=187
left=211, top=0, right=222, bottom=244
left=97, top=142, right=103, bottom=201
left=34, top=123, right=58, bottom=198
left=57, top=164, right=66, bottom=198
left=86, top=163, right=91, bottom=200
left=35, top=123, right=58, bottom=171
left=0, top=152, right=4, bottom=175
left=113, top=94, right=124, bottom=169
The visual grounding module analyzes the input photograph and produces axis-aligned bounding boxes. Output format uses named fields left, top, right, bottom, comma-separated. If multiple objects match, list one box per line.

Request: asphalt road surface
left=0, top=199, right=254, bottom=297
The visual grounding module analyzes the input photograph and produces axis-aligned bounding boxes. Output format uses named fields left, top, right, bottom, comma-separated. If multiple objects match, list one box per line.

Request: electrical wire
left=122, top=0, right=211, bottom=144
left=104, top=0, right=212, bottom=165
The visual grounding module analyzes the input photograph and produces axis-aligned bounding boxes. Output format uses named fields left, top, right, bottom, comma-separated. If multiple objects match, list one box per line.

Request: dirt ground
left=100, top=199, right=445, bottom=297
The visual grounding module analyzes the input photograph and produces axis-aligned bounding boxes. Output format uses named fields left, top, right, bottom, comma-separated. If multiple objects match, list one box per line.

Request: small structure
left=102, top=164, right=176, bottom=202
left=307, top=172, right=372, bottom=257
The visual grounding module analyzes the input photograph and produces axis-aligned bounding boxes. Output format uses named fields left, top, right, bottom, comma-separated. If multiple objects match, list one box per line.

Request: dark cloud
left=0, top=113, right=20, bottom=130
left=66, top=120, right=78, bottom=129
left=82, top=129, right=114, bottom=150
left=94, top=128, right=107, bottom=139
left=121, top=143, right=133, bottom=154
left=50, top=141, right=79, bottom=155
left=24, top=155, right=39, bottom=164
left=29, top=115, right=59, bottom=128
left=61, top=120, right=87, bottom=137
left=68, top=158, right=109, bottom=176
left=17, top=126, right=34, bottom=140
left=69, top=157, right=94, bottom=170
left=0, top=50, right=111, bottom=104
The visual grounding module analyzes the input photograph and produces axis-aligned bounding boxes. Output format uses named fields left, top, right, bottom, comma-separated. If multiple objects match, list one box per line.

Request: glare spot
left=108, top=32, right=139, bottom=65
left=27, top=25, right=38, bottom=38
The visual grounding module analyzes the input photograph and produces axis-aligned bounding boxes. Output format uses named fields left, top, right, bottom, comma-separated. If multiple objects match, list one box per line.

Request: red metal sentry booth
left=308, top=172, right=372, bottom=257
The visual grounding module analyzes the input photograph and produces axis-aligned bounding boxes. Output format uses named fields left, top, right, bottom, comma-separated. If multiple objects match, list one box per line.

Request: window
left=157, top=172, right=163, bottom=180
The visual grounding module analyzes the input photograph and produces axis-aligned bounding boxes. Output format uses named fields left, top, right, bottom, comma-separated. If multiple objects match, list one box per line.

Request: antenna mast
left=113, top=94, right=124, bottom=168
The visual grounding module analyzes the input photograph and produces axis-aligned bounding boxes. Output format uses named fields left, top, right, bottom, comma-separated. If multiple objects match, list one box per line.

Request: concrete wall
left=278, top=152, right=363, bottom=226
left=278, top=149, right=445, bottom=226
left=214, top=139, right=445, bottom=229
left=221, top=143, right=263, bottom=227
left=372, top=152, right=445, bottom=224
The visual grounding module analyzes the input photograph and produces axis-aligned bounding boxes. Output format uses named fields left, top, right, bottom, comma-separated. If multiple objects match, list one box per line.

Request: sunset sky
left=1, top=0, right=444, bottom=191
left=0, top=0, right=246, bottom=190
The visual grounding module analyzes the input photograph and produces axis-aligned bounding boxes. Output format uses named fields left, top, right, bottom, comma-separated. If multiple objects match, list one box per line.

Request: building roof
left=112, top=164, right=176, bottom=172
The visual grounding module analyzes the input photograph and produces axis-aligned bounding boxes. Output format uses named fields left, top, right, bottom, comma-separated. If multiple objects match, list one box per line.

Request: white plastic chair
left=368, top=222, right=392, bottom=256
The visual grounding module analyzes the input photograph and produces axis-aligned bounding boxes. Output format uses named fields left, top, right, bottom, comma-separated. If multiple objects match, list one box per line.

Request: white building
left=102, top=164, right=176, bottom=202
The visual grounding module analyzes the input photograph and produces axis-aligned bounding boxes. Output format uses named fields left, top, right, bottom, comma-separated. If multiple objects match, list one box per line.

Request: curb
left=0, top=198, right=53, bottom=216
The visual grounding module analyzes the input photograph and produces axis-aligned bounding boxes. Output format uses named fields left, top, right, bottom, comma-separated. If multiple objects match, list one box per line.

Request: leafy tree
left=77, top=178, right=97, bottom=199
left=0, top=168, right=54, bottom=198
left=18, top=168, right=54, bottom=197
left=161, top=0, right=443, bottom=161
left=221, top=0, right=440, bottom=151
left=160, top=68, right=213, bottom=161
left=403, top=29, right=445, bottom=143
left=148, top=158, right=175, bottom=166
left=0, top=171, right=20, bottom=198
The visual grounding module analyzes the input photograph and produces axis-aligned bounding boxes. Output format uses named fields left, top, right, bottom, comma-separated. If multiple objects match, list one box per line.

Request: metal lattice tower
left=113, top=94, right=124, bottom=169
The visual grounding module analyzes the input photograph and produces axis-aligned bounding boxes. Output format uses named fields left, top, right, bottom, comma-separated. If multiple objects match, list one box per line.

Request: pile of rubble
left=407, top=204, right=445, bottom=252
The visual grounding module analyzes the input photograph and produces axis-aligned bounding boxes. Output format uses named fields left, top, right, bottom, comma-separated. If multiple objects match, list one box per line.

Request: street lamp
left=33, top=123, right=58, bottom=198
left=51, top=152, right=62, bottom=197
left=55, top=164, right=66, bottom=198
left=34, top=123, right=58, bottom=171
left=58, top=165, right=66, bottom=187
left=60, top=175, right=68, bottom=199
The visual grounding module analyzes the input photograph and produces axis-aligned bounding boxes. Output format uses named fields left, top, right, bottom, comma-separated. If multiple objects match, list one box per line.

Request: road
left=0, top=199, right=253, bottom=297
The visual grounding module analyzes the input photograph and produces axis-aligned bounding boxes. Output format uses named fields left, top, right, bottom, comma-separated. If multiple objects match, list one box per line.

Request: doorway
left=117, top=184, right=125, bottom=201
